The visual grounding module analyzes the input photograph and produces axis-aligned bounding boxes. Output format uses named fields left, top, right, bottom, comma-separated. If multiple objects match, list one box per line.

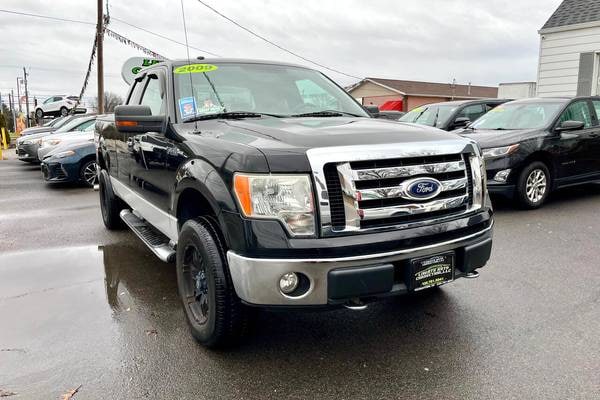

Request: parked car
left=399, top=99, right=509, bottom=130
left=41, top=139, right=97, bottom=187
left=96, top=58, right=493, bottom=348
left=16, top=114, right=95, bottom=162
left=35, top=95, right=85, bottom=118
left=455, top=97, right=600, bottom=208
left=37, top=117, right=96, bottom=160
left=18, top=116, right=69, bottom=137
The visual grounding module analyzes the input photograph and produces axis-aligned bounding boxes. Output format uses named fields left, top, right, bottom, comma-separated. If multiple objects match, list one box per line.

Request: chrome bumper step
left=120, top=209, right=176, bottom=263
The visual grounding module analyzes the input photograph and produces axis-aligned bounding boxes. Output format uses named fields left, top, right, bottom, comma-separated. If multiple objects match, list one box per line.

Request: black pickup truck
left=96, top=58, right=493, bottom=347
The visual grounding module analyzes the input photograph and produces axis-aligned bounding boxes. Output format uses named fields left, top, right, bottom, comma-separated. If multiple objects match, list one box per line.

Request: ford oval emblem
left=404, top=177, right=442, bottom=200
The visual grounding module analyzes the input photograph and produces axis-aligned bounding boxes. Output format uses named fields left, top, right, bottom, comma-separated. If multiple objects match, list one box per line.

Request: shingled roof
left=363, top=78, right=498, bottom=99
left=542, top=0, right=600, bottom=30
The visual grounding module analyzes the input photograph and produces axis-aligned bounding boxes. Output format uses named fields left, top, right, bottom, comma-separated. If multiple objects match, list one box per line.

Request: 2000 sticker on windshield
left=174, top=64, right=218, bottom=74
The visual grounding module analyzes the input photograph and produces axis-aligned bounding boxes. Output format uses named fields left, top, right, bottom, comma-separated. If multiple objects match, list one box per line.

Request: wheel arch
left=173, top=159, right=239, bottom=247
left=517, top=151, right=556, bottom=183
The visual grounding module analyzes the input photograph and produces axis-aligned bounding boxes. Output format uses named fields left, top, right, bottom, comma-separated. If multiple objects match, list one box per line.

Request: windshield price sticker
left=174, top=64, right=219, bottom=74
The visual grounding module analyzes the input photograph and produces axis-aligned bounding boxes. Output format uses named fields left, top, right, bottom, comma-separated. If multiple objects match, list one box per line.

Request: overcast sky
left=0, top=0, right=563, bottom=103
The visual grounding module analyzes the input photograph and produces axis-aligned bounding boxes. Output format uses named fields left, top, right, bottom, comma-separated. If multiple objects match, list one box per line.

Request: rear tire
left=515, top=161, right=551, bottom=209
left=60, top=106, right=69, bottom=117
left=98, top=169, right=125, bottom=230
left=176, top=217, right=251, bottom=348
left=35, top=108, right=43, bottom=119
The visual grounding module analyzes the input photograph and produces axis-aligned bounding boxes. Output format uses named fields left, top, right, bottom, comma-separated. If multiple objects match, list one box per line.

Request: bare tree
left=94, top=92, right=123, bottom=113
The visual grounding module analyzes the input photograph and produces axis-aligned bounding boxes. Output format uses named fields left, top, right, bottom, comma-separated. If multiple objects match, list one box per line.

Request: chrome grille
left=308, top=142, right=483, bottom=237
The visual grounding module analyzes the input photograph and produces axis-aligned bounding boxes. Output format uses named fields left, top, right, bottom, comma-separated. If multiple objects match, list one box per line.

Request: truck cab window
left=140, top=76, right=166, bottom=115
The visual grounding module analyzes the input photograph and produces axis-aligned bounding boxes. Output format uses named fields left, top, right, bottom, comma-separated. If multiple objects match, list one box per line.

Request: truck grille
left=322, top=153, right=476, bottom=234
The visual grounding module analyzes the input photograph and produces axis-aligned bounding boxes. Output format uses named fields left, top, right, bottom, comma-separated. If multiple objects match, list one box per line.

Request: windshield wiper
left=184, top=111, right=283, bottom=122
left=290, top=110, right=362, bottom=118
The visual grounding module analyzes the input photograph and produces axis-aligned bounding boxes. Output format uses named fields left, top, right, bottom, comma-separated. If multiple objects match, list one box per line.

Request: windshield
left=173, top=63, right=369, bottom=120
left=54, top=117, right=93, bottom=133
left=399, top=104, right=457, bottom=128
left=471, top=102, right=564, bottom=130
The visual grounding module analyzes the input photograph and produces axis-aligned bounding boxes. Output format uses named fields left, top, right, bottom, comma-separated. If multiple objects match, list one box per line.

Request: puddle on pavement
left=0, top=244, right=183, bottom=398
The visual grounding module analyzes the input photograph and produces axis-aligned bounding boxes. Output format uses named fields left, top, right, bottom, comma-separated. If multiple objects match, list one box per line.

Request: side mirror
left=453, top=116, right=471, bottom=128
left=364, top=105, right=380, bottom=117
left=114, top=105, right=166, bottom=134
left=555, top=120, right=585, bottom=132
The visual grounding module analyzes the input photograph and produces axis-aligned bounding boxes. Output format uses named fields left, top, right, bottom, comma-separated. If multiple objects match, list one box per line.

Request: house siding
left=537, top=25, right=600, bottom=96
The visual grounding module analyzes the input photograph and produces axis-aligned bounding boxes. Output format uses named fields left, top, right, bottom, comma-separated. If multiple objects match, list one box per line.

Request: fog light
left=493, top=169, right=511, bottom=183
left=279, top=272, right=299, bottom=294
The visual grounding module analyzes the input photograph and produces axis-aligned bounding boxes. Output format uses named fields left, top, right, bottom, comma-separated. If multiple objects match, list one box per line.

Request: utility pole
left=16, top=77, right=21, bottom=113
left=96, top=0, right=104, bottom=114
left=23, top=67, right=30, bottom=128
left=9, top=91, right=16, bottom=132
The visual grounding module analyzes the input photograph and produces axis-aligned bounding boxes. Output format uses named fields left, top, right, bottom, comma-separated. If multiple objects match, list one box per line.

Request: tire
left=60, top=106, right=69, bottom=117
left=98, top=169, right=125, bottom=230
left=515, top=161, right=551, bottom=209
left=80, top=160, right=98, bottom=187
left=176, top=217, right=251, bottom=348
left=35, top=108, right=44, bottom=119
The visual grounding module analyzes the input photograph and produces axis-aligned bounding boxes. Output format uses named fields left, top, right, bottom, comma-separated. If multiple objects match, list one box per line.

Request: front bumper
left=41, top=161, right=73, bottom=183
left=16, top=143, right=40, bottom=162
left=487, top=183, right=516, bottom=198
left=227, top=219, right=493, bottom=306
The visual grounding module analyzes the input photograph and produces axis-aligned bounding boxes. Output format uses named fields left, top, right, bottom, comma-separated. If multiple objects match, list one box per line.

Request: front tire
left=60, top=106, right=69, bottom=117
left=516, top=161, right=551, bottom=209
left=98, top=169, right=125, bottom=230
left=176, top=217, right=251, bottom=348
left=80, top=160, right=98, bottom=187
left=35, top=108, right=44, bottom=119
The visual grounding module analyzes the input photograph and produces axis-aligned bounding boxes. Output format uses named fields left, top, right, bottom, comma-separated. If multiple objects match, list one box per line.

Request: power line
left=0, top=8, right=220, bottom=58
left=0, top=8, right=94, bottom=25
left=111, top=16, right=221, bottom=57
left=194, top=0, right=361, bottom=80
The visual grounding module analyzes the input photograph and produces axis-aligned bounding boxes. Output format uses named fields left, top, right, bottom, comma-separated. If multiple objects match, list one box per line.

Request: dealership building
left=346, top=78, right=498, bottom=112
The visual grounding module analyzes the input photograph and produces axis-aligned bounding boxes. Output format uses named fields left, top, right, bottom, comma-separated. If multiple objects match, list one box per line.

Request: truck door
left=555, top=100, right=596, bottom=178
left=124, top=70, right=178, bottom=213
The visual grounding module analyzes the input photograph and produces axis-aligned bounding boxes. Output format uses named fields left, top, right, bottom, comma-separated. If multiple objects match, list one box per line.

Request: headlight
left=54, top=150, right=76, bottom=158
left=482, top=144, right=519, bottom=159
left=233, top=173, right=315, bottom=236
left=45, top=139, right=61, bottom=147
left=23, top=138, right=42, bottom=145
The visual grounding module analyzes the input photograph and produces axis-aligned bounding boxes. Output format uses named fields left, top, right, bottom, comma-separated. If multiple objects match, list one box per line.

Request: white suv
left=35, top=95, right=81, bottom=118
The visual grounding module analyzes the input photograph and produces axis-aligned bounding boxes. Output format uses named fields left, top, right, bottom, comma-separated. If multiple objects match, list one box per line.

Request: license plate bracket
left=409, top=252, right=455, bottom=291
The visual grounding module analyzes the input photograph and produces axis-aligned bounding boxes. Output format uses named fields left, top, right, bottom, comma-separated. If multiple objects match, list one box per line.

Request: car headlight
left=54, top=150, right=76, bottom=158
left=482, top=144, right=519, bottom=159
left=233, top=173, right=315, bottom=236
left=45, top=139, right=61, bottom=147
left=23, top=138, right=42, bottom=145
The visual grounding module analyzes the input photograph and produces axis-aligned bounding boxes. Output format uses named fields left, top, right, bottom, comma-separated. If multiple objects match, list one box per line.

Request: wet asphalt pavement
left=1, top=156, right=599, bottom=400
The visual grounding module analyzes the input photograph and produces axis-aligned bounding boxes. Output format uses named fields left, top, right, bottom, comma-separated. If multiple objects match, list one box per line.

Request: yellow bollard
left=1, top=128, right=7, bottom=150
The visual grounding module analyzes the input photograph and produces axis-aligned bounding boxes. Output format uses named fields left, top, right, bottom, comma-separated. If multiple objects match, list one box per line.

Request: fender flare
left=172, top=159, right=239, bottom=245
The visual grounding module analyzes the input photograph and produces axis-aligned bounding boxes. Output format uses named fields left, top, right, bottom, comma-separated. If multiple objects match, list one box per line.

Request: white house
left=537, top=0, right=600, bottom=97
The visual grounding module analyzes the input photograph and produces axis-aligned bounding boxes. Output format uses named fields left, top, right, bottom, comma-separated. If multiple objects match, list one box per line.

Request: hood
left=46, top=131, right=93, bottom=142
left=178, top=117, right=470, bottom=172
left=45, top=140, right=95, bottom=160
left=455, top=127, right=544, bottom=148
left=198, top=117, right=462, bottom=149
left=20, top=126, right=55, bottom=136
left=17, top=130, right=56, bottom=143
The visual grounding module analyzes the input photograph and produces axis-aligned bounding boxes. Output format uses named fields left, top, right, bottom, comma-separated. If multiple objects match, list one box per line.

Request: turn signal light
left=116, top=120, right=138, bottom=127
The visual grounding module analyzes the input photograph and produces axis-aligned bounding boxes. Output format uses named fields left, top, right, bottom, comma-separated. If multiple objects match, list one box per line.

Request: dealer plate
left=410, top=252, right=454, bottom=291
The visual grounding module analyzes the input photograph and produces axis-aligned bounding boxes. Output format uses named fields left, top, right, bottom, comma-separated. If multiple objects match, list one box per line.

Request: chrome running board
left=120, top=209, right=176, bottom=263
